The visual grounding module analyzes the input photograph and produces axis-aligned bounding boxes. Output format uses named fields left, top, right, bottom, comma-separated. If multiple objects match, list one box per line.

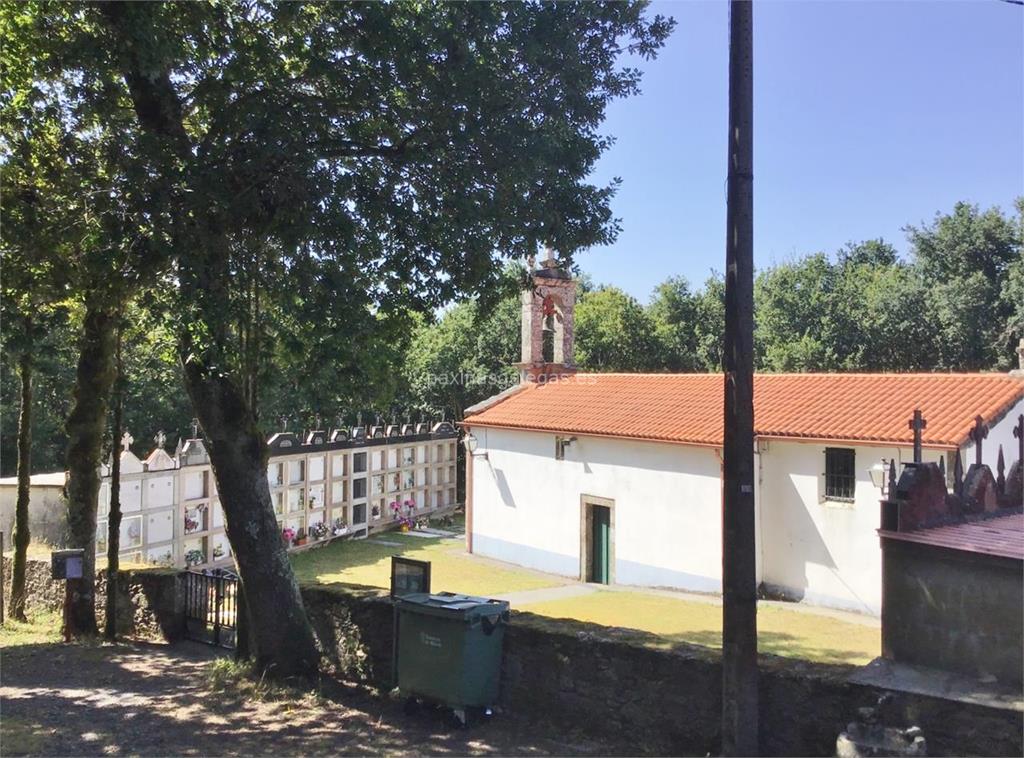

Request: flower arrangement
left=185, top=548, right=204, bottom=566
left=332, top=517, right=348, bottom=536
left=212, top=544, right=226, bottom=559
left=294, top=528, right=308, bottom=546
left=403, top=498, right=416, bottom=511
left=310, top=521, right=330, bottom=540
left=184, top=514, right=200, bottom=533
left=281, top=526, right=296, bottom=545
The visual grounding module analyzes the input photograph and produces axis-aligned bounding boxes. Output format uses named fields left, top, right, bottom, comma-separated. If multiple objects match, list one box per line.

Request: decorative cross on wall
left=1014, top=414, right=1023, bottom=467
left=191, top=418, right=200, bottom=438
left=908, top=409, right=927, bottom=463
left=121, top=431, right=134, bottom=452
left=969, top=415, right=989, bottom=467
left=154, top=430, right=166, bottom=449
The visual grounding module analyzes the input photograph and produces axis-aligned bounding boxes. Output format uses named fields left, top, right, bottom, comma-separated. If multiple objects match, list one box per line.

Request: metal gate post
left=213, top=575, right=223, bottom=647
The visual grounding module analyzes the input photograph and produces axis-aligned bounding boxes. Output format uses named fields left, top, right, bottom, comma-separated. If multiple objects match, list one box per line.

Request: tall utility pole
left=721, top=1, right=758, bottom=755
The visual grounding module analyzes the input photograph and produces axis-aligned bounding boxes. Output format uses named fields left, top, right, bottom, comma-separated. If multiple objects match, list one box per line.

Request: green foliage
left=575, top=286, right=660, bottom=372
left=648, top=277, right=702, bottom=371
left=401, top=296, right=520, bottom=420
left=755, top=254, right=835, bottom=371
left=905, top=200, right=1022, bottom=370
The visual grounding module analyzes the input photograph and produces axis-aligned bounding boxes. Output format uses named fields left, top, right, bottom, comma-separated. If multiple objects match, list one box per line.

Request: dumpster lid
left=396, top=591, right=509, bottom=620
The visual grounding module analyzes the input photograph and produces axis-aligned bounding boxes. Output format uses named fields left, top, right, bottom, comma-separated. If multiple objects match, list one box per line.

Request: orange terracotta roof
left=462, top=373, right=1024, bottom=448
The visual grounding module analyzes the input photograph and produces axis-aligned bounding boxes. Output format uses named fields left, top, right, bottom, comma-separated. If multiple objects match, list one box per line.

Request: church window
left=824, top=448, right=856, bottom=501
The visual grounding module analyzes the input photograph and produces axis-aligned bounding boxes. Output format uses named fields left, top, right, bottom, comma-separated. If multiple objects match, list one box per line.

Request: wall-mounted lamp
left=462, top=432, right=487, bottom=459
left=555, top=435, right=577, bottom=460
left=869, top=459, right=890, bottom=496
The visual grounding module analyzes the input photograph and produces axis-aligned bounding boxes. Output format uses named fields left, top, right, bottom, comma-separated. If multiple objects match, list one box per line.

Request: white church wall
left=758, top=439, right=949, bottom=616
left=471, top=426, right=724, bottom=592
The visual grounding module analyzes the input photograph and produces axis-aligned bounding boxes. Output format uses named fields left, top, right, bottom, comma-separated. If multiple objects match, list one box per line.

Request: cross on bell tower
left=908, top=409, right=927, bottom=463
left=969, top=415, right=989, bottom=467
left=516, top=245, right=577, bottom=383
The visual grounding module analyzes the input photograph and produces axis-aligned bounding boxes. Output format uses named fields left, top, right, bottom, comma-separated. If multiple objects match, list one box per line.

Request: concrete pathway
left=491, top=583, right=598, bottom=606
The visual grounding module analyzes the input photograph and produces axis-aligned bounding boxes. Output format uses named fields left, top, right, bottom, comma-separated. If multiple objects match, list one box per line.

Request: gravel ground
left=1, top=640, right=624, bottom=757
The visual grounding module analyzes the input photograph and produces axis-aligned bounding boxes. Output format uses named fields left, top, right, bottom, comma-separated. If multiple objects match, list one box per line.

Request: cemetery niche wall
left=875, top=413, right=1024, bottom=690
left=96, top=422, right=459, bottom=570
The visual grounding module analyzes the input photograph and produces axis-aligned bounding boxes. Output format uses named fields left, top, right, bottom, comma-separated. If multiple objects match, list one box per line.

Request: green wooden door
left=590, top=505, right=610, bottom=584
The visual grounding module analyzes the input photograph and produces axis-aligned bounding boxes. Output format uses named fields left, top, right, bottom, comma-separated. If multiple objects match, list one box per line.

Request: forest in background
left=3, top=198, right=1021, bottom=477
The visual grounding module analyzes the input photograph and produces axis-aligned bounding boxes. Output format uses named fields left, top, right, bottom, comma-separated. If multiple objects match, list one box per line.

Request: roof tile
left=463, top=373, right=1024, bottom=448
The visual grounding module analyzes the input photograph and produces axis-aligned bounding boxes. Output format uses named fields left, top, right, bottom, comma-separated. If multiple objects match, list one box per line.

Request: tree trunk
left=100, top=1, right=319, bottom=676
left=104, top=328, right=124, bottom=641
left=181, top=359, right=320, bottom=678
left=721, top=1, right=758, bottom=755
left=8, top=351, right=33, bottom=621
left=64, top=304, right=118, bottom=637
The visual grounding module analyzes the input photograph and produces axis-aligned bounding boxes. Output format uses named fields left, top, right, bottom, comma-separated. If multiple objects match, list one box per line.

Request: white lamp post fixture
left=869, top=459, right=890, bottom=496
left=462, top=432, right=486, bottom=459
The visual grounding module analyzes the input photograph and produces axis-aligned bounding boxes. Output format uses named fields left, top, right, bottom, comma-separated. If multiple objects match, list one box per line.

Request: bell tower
left=516, top=247, right=576, bottom=383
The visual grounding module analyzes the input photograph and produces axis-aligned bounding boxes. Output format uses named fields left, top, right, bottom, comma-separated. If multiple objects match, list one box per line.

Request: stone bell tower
left=516, top=246, right=576, bottom=383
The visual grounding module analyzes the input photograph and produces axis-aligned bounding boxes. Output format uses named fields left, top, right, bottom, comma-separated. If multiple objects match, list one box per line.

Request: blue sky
left=583, top=0, right=1024, bottom=301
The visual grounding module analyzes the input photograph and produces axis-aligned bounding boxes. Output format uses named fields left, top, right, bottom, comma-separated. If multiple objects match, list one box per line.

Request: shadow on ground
left=0, top=639, right=631, bottom=757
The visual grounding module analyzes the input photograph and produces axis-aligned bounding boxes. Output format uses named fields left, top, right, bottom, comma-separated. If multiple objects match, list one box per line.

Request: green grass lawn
left=518, top=590, right=879, bottom=665
left=291, top=531, right=569, bottom=597
left=0, top=609, right=62, bottom=648
left=293, top=529, right=878, bottom=665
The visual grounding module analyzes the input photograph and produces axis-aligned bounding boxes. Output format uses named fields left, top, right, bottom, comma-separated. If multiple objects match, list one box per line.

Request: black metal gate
left=184, top=569, right=239, bottom=648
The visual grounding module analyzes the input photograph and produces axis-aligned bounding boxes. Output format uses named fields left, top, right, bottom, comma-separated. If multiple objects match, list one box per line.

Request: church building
left=461, top=259, right=1024, bottom=615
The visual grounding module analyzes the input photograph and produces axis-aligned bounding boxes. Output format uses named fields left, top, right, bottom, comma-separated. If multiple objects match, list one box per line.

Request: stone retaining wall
left=298, top=582, right=1022, bottom=757
left=1, top=557, right=181, bottom=640
left=5, top=562, right=1020, bottom=756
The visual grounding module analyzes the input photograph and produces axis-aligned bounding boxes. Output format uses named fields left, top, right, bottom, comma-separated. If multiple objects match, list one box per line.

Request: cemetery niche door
left=581, top=496, right=614, bottom=585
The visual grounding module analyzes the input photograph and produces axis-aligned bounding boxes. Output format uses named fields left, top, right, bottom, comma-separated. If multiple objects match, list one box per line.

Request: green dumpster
left=395, top=591, right=510, bottom=714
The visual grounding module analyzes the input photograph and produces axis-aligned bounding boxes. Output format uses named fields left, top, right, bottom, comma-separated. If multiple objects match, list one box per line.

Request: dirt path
left=1, top=640, right=620, bottom=756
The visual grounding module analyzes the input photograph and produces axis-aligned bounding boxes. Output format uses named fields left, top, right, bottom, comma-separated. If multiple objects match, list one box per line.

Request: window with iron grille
left=824, top=447, right=856, bottom=501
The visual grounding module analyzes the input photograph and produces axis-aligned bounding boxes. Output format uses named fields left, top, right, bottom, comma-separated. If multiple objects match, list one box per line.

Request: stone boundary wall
left=5, top=561, right=1021, bottom=756
left=1, top=557, right=181, bottom=640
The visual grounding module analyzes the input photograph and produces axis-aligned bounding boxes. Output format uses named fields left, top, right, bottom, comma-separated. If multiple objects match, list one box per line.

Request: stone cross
left=969, top=415, right=988, bottom=466
left=357, top=411, right=363, bottom=427
left=908, top=409, right=927, bottom=463
left=191, top=418, right=200, bottom=438
left=1013, top=413, right=1023, bottom=467
left=314, top=413, right=321, bottom=430
left=154, top=430, right=166, bottom=449
left=277, top=415, right=288, bottom=432
left=121, top=431, right=133, bottom=452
